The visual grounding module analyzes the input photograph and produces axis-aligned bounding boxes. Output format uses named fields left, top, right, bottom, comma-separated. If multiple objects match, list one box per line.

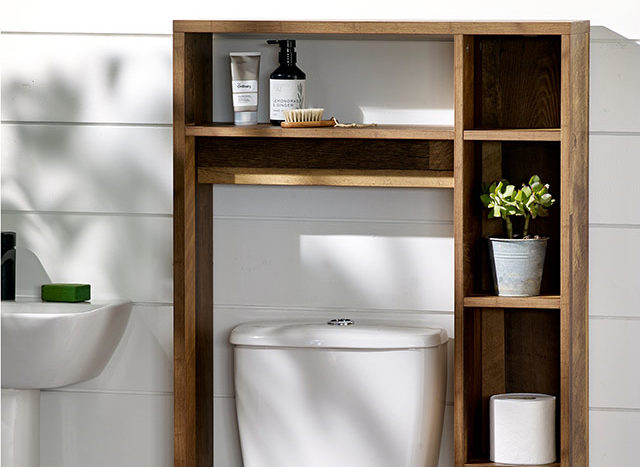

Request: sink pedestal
left=1, top=299, right=133, bottom=467
left=2, top=389, right=39, bottom=467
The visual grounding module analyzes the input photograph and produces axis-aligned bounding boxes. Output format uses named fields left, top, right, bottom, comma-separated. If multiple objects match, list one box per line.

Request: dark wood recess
left=197, top=137, right=453, bottom=171
left=173, top=21, right=588, bottom=467
left=472, top=36, right=561, bottom=130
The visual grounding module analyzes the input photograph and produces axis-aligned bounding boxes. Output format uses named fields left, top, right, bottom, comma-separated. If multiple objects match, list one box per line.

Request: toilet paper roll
left=490, top=393, right=556, bottom=465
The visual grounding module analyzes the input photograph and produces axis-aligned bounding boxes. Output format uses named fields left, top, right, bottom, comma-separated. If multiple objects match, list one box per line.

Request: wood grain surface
left=174, top=20, right=588, bottom=35
left=198, top=167, right=454, bottom=188
left=185, top=123, right=455, bottom=140
left=559, top=32, right=590, bottom=467
left=196, top=137, right=454, bottom=172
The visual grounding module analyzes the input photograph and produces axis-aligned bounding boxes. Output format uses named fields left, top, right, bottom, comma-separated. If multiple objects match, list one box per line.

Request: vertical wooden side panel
left=560, top=32, right=589, bottom=467
left=196, top=184, right=213, bottom=467
left=174, top=30, right=197, bottom=467
left=454, top=34, right=476, bottom=467
left=188, top=31, right=214, bottom=467
left=184, top=33, right=213, bottom=125
left=175, top=30, right=213, bottom=467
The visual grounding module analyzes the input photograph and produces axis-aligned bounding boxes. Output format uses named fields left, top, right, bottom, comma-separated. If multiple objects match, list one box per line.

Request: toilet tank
left=231, top=319, right=448, bottom=467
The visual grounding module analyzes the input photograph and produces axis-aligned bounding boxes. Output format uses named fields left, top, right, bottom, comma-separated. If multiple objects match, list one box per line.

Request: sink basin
left=1, top=300, right=132, bottom=389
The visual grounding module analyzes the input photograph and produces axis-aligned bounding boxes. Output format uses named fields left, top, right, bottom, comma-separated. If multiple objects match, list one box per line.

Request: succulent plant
left=480, top=175, right=555, bottom=239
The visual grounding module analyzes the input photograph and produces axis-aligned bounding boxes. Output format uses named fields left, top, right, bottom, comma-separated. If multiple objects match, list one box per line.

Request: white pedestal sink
left=1, top=299, right=132, bottom=467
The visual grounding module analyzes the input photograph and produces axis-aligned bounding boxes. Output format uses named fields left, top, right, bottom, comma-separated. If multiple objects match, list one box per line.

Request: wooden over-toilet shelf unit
left=173, top=20, right=589, bottom=467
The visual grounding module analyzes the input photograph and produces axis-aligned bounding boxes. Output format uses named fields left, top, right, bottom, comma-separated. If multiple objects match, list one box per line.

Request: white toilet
left=231, top=319, right=448, bottom=467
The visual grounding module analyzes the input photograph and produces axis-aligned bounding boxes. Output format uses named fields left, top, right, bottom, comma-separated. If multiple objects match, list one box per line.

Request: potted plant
left=480, top=175, right=555, bottom=296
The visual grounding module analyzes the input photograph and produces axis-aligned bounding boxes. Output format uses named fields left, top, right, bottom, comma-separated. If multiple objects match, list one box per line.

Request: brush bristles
left=283, top=108, right=324, bottom=123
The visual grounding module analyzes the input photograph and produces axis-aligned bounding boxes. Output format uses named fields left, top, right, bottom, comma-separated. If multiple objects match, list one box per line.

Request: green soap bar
left=41, top=284, right=91, bottom=302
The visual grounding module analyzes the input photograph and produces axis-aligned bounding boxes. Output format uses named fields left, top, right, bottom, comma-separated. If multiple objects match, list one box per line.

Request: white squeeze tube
left=230, top=52, right=261, bottom=125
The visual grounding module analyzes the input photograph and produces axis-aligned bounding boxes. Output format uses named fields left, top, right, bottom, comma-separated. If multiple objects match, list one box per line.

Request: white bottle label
left=232, top=80, right=258, bottom=109
left=270, top=79, right=306, bottom=120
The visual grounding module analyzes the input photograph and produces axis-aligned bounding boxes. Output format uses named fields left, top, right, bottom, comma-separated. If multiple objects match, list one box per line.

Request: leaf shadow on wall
left=2, top=60, right=172, bottom=302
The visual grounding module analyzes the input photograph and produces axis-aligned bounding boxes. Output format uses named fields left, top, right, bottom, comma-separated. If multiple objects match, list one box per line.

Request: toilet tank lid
left=230, top=320, right=448, bottom=349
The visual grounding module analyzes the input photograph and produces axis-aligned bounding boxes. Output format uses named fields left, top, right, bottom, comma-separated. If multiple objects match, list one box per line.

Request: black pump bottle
left=267, top=40, right=306, bottom=125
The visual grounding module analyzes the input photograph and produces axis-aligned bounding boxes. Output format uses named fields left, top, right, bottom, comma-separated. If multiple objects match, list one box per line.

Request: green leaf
left=521, top=186, right=532, bottom=198
left=504, top=185, right=515, bottom=198
left=493, top=205, right=501, bottom=217
left=531, top=181, right=543, bottom=193
left=529, top=174, right=541, bottom=185
left=480, top=194, right=492, bottom=206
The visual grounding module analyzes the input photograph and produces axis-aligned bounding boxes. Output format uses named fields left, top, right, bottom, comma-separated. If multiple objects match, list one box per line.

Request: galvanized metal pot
left=488, top=237, right=548, bottom=297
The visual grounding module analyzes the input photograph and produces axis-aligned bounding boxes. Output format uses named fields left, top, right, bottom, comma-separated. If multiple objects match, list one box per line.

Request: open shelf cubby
left=470, top=35, right=561, bottom=130
left=465, top=140, right=561, bottom=296
left=173, top=21, right=589, bottom=467
left=462, top=307, right=560, bottom=465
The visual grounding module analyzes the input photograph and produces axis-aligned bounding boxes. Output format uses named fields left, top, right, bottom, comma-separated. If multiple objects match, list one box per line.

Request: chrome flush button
left=327, top=318, right=354, bottom=326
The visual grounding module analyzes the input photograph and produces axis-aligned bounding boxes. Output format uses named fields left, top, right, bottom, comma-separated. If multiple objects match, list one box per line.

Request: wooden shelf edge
left=198, top=167, right=454, bottom=188
left=173, top=20, right=583, bottom=35
left=463, top=129, right=561, bottom=142
left=186, top=124, right=455, bottom=140
left=465, top=462, right=560, bottom=467
left=464, top=294, right=561, bottom=309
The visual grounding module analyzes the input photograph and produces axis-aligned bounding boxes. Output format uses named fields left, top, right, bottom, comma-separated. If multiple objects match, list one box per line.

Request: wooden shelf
left=186, top=123, right=455, bottom=140
left=174, top=20, right=588, bottom=35
left=463, top=129, right=561, bottom=141
left=198, top=167, right=454, bottom=188
left=465, top=462, right=560, bottom=467
left=464, top=294, right=561, bottom=309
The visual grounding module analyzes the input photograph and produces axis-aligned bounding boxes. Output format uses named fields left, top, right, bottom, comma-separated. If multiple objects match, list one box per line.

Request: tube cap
left=234, top=111, right=257, bottom=126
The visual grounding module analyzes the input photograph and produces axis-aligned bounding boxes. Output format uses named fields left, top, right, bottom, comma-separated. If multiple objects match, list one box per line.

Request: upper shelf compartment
left=469, top=35, right=561, bottom=130
left=210, top=34, right=454, bottom=127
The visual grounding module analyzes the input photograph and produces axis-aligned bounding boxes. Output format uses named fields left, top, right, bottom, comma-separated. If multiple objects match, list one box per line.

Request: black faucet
left=2, top=231, right=16, bottom=300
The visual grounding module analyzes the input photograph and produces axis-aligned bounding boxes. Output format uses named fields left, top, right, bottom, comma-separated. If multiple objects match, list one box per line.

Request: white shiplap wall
left=2, top=4, right=640, bottom=467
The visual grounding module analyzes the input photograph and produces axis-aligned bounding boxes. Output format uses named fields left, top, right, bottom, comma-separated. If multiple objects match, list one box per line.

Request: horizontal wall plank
left=590, top=319, right=640, bottom=409
left=591, top=40, right=640, bottom=132
left=590, top=135, right=640, bottom=225
left=590, top=227, right=640, bottom=318
left=214, top=306, right=454, bottom=402
left=1, top=34, right=171, bottom=124
left=590, top=409, right=640, bottom=467
left=40, top=391, right=172, bottom=467
left=213, top=185, right=454, bottom=222
left=213, top=219, right=454, bottom=311
left=1, top=124, right=172, bottom=214
left=1, top=212, right=172, bottom=303
left=58, top=305, right=173, bottom=394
